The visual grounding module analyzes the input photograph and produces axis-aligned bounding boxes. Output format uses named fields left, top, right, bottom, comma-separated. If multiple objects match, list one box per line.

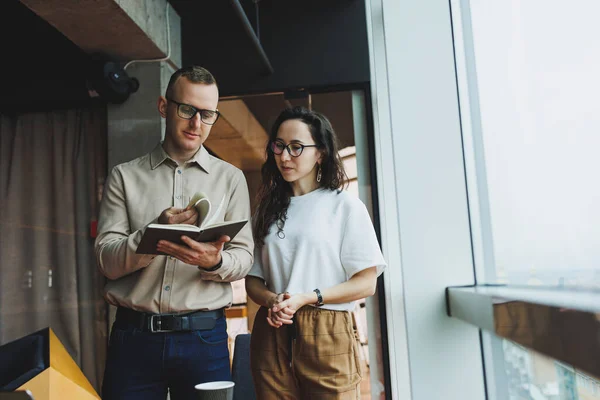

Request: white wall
left=365, top=0, right=486, bottom=398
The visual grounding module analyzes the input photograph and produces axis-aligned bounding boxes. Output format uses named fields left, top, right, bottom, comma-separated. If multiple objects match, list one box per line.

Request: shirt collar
left=190, top=145, right=211, bottom=173
left=150, top=143, right=211, bottom=173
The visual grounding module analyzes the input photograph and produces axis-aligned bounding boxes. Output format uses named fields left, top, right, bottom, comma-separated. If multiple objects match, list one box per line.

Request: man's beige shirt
left=95, top=144, right=254, bottom=314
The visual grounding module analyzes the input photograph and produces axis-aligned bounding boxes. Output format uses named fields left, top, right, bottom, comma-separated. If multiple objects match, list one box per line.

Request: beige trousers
left=250, top=305, right=362, bottom=400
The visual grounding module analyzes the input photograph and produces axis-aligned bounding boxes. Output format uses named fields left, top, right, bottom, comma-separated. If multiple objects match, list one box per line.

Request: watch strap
left=204, top=256, right=223, bottom=272
left=313, top=288, right=324, bottom=307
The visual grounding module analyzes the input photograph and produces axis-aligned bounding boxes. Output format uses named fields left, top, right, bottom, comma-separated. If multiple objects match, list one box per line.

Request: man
left=95, top=66, right=254, bottom=399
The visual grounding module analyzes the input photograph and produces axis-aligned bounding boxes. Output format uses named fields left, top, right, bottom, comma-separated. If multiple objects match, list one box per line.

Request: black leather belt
left=116, top=307, right=224, bottom=333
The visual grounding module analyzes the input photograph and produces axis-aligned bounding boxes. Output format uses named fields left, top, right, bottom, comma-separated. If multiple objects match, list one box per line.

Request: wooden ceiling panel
left=205, top=99, right=269, bottom=171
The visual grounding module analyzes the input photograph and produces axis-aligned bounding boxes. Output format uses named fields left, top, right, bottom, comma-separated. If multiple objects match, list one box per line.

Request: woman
left=246, top=106, right=386, bottom=399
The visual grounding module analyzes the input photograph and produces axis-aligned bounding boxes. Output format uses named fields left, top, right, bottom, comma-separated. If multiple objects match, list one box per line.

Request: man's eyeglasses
left=270, top=141, right=318, bottom=157
left=166, top=97, right=220, bottom=125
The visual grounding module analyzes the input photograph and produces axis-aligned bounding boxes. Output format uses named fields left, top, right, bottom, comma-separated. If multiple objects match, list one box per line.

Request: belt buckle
left=150, top=314, right=175, bottom=333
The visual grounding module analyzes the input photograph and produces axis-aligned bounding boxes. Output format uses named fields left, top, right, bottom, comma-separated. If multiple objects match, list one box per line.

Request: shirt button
left=177, top=170, right=182, bottom=174
left=164, top=285, right=171, bottom=291
left=176, top=195, right=182, bottom=199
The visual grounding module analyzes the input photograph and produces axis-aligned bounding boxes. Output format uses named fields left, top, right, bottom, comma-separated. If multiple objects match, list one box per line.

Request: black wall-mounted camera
left=86, top=56, right=139, bottom=104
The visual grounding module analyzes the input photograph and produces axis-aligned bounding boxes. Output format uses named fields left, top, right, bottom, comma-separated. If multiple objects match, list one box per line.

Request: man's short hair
left=165, top=66, right=217, bottom=98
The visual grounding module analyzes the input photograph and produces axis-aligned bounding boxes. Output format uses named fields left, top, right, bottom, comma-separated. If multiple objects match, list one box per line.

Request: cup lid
left=194, top=381, right=235, bottom=390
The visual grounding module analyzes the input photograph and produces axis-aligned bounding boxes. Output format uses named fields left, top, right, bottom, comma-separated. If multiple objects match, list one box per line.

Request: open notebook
left=135, top=192, right=247, bottom=255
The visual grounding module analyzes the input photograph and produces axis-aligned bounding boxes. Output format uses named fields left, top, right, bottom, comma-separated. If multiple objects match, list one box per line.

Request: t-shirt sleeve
left=247, top=246, right=265, bottom=280
left=341, top=201, right=387, bottom=278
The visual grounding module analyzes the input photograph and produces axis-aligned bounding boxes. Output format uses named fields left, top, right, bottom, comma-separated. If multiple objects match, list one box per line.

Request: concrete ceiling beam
left=18, top=0, right=181, bottom=69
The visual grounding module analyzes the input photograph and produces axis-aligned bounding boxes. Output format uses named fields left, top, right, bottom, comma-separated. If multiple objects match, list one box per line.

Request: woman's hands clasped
left=266, top=292, right=315, bottom=328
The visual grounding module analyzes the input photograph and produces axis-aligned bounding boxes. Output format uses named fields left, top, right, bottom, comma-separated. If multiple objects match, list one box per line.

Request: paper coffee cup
left=194, top=381, right=235, bottom=400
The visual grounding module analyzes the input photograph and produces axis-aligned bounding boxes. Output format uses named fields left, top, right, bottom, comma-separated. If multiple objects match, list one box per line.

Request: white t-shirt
left=248, top=188, right=387, bottom=311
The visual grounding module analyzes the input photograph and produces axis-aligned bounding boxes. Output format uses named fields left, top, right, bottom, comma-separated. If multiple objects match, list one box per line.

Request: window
left=451, top=0, right=600, bottom=398
left=466, top=0, right=600, bottom=287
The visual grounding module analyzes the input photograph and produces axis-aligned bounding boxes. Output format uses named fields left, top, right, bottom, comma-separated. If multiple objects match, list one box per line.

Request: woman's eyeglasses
left=166, top=97, right=220, bottom=125
left=270, top=141, right=318, bottom=157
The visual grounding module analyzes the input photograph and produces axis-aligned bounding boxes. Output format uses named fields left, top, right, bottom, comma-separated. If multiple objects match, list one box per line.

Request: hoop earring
left=316, top=165, right=322, bottom=183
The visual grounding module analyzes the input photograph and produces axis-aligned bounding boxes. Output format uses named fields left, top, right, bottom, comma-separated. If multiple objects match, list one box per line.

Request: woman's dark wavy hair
left=253, top=106, right=348, bottom=247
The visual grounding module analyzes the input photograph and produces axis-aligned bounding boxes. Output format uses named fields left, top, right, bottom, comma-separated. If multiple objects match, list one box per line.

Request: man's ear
left=158, top=96, right=168, bottom=118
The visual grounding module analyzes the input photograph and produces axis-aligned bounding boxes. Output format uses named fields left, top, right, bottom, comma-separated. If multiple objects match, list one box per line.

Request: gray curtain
left=0, top=106, right=107, bottom=391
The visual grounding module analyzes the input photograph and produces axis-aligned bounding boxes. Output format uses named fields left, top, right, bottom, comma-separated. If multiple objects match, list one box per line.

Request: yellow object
left=225, top=306, right=247, bottom=319
left=17, top=328, right=100, bottom=400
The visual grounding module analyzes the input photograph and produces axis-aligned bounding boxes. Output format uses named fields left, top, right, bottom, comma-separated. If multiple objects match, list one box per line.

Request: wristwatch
left=313, top=288, right=324, bottom=307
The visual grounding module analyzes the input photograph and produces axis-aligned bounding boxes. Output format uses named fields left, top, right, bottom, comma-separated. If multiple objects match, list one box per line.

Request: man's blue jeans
left=102, top=315, right=231, bottom=400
